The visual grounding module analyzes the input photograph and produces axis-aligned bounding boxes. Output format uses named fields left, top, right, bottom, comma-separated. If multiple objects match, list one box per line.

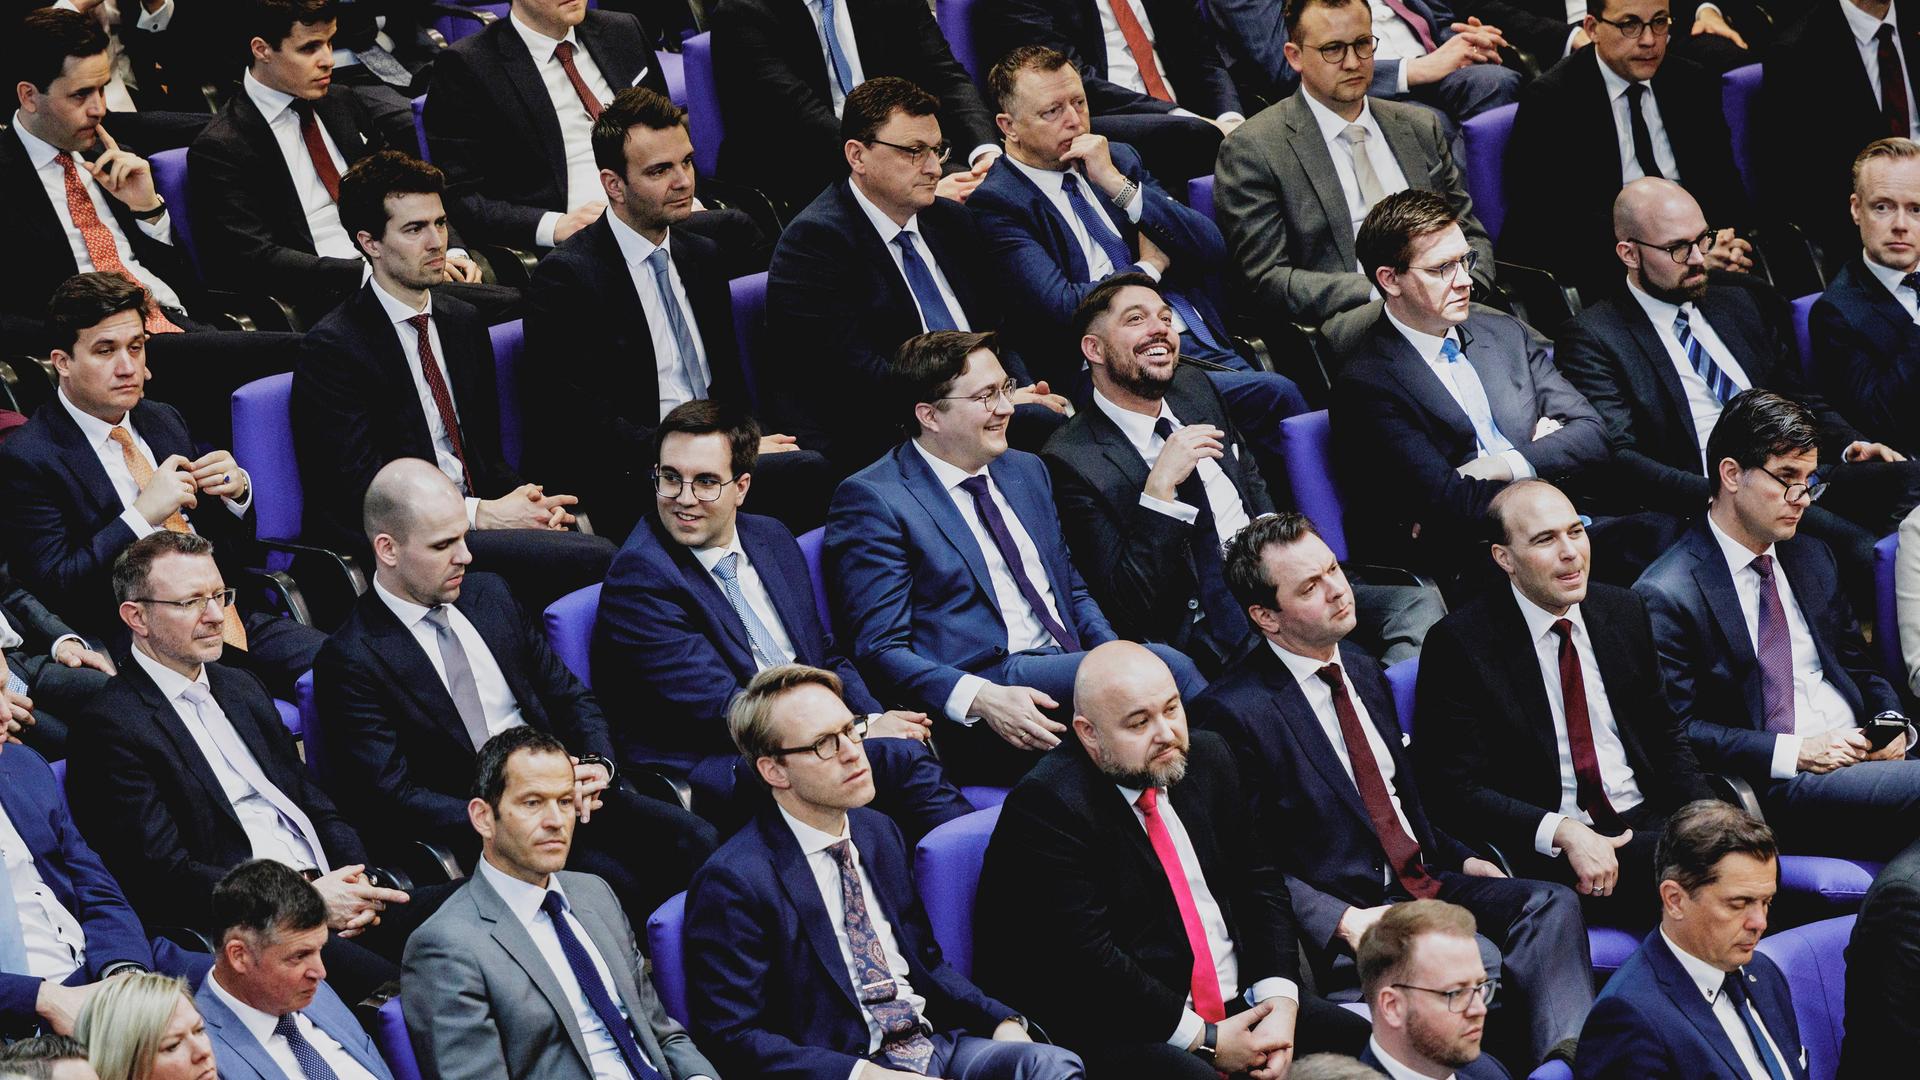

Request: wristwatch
left=133, top=196, right=167, bottom=221
left=577, top=753, right=617, bottom=783
left=1193, top=1021, right=1218, bottom=1061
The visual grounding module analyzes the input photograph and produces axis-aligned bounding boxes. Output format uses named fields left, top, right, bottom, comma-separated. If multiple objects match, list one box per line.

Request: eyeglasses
left=1392, top=978, right=1501, bottom=1013
left=937, top=378, right=1019, bottom=409
left=1592, top=12, right=1672, bottom=38
left=1628, top=229, right=1717, bottom=264
left=773, top=715, right=871, bottom=759
left=1405, top=250, right=1479, bottom=282
left=1755, top=466, right=1827, bottom=505
left=1307, top=35, right=1379, bottom=62
left=134, top=588, right=239, bottom=612
left=868, top=139, right=952, bottom=167
left=652, top=466, right=739, bottom=503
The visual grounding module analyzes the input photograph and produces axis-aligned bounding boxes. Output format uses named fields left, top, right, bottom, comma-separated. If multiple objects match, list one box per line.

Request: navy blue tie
left=893, top=232, right=960, bottom=331
left=1722, top=971, right=1790, bottom=1080
left=539, top=891, right=663, bottom=1080
left=1674, top=307, right=1739, bottom=405
left=1059, top=172, right=1225, bottom=352
left=272, top=1015, right=341, bottom=1080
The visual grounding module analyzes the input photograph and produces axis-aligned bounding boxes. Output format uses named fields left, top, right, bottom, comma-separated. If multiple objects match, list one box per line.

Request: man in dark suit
left=1633, top=390, right=1920, bottom=861
left=1840, top=835, right=1920, bottom=1074
left=684, top=664, right=1084, bottom=1079
left=767, top=76, right=1071, bottom=474
left=1415, top=480, right=1713, bottom=923
left=975, top=641, right=1369, bottom=1077
left=1576, top=801, right=1808, bottom=1079
left=0, top=563, right=116, bottom=759
left=311, top=459, right=719, bottom=920
left=1557, top=178, right=1920, bottom=608
left=1355, top=901, right=1512, bottom=1079
left=297, top=151, right=615, bottom=611
left=0, top=272, right=325, bottom=698
left=1332, top=190, right=1611, bottom=577
left=826, top=330, right=1206, bottom=783
left=1189, top=512, right=1591, bottom=1070
left=67, top=531, right=419, bottom=1005
left=1504, top=0, right=1753, bottom=301
left=706, top=0, right=999, bottom=213
left=593, top=400, right=969, bottom=836
left=1213, top=0, right=1497, bottom=360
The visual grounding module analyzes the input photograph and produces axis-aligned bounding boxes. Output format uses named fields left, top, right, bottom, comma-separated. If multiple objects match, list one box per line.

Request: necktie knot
left=1340, top=123, right=1369, bottom=148
left=1720, top=969, right=1748, bottom=1004
left=553, top=39, right=574, bottom=62
left=54, top=151, right=78, bottom=176
left=1673, top=306, right=1692, bottom=334
left=290, top=98, right=315, bottom=120
left=1751, top=553, right=1775, bottom=580
left=957, top=474, right=990, bottom=499
left=1904, top=271, right=1919, bottom=293
left=181, top=682, right=214, bottom=707
left=423, top=605, right=452, bottom=630
left=646, top=246, right=669, bottom=275
left=1626, top=82, right=1646, bottom=104
left=108, top=425, right=134, bottom=450
left=827, top=838, right=855, bottom=871
left=1879, top=22, right=1897, bottom=43
left=274, top=1013, right=303, bottom=1039
left=712, top=550, right=740, bottom=582
left=540, top=889, right=568, bottom=918
left=1551, top=617, right=1574, bottom=642
left=1153, top=416, right=1176, bottom=442
left=1439, top=336, right=1462, bottom=362
left=1316, top=662, right=1344, bottom=689
left=1135, top=785, right=1160, bottom=813
left=406, top=313, right=430, bottom=334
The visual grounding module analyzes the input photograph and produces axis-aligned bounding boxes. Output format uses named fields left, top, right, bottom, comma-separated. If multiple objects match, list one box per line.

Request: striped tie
left=1674, top=307, right=1738, bottom=404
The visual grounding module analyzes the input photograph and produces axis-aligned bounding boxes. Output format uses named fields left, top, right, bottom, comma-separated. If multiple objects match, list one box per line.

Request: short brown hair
left=1070, top=270, right=1162, bottom=341
left=1356, top=189, right=1459, bottom=283
left=842, top=76, right=940, bottom=146
left=891, top=330, right=1001, bottom=435
left=1656, top=800, right=1777, bottom=895
left=1703, top=389, right=1820, bottom=501
left=654, top=399, right=762, bottom=480
left=1283, top=0, right=1364, bottom=39
left=112, top=532, right=215, bottom=605
left=592, top=87, right=688, bottom=174
left=1222, top=512, right=1324, bottom=611
left=988, top=44, right=1074, bottom=114
left=48, top=272, right=150, bottom=355
left=1356, top=899, right=1479, bottom=1001
left=338, top=150, right=445, bottom=258
left=728, top=664, right=846, bottom=764
left=1852, top=137, right=1920, bottom=194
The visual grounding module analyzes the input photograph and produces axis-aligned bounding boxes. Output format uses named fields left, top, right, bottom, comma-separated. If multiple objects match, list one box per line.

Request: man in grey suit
left=402, top=726, right=720, bottom=1080
left=1215, top=0, right=1494, bottom=357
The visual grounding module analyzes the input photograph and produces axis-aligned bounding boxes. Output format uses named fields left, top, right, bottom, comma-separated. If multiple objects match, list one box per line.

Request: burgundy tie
left=406, top=313, right=474, bottom=494
left=1879, top=25, right=1911, bottom=138
left=1751, top=555, right=1797, bottom=736
left=553, top=40, right=605, bottom=119
left=1380, top=0, right=1439, bottom=52
left=1316, top=663, right=1440, bottom=899
left=1550, top=620, right=1626, bottom=834
left=291, top=100, right=341, bottom=203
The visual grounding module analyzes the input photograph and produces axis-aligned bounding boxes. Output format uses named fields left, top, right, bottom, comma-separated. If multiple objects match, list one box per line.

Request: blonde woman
left=73, top=973, right=216, bottom=1080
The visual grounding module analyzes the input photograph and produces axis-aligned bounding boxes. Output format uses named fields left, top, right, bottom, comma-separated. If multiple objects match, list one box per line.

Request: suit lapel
left=349, top=285, right=438, bottom=453
left=230, top=91, right=319, bottom=252
left=895, top=445, right=998, bottom=608
left=1775, top=540, right=1852, bottom=704
left=1376, top=323, right=1482, bottom=455
left=1648, top=933, right=1755, bottom=1078
left=490, top=24, right=569, bottom=192
left=762, top=813, right=863, bottom=1013
left=196, top=986, right=286, bottom=1080
left=468, top=871, right=598, bottom=1071
left=125, top=658, right=248, bottom=833
left=917, top=209, right=984, bottom=327
left=1685, top=530, right=1765, bottom=721
left=317, top=93, right=372, bottom=165
left=1845, top=257, right=1920, bottom=346
left=206, top=666, right=293, bottom=793
left=739, top=525, right=818, bottom=659
left=577, top=13, right=644, bottom=90
left=3, top=127, right=79, bottom=279
left=359, top=596, right=480, bottom=751
left=660, top=518, right=756, bottom=662
left=564, top=873, right=672, bottom=1068
left=1616, top=299, right=1697, bottom=452
left=1488, top=591, right=1564, bottom=778
left=34, top=398, right=126, bottom=527
left=1257, top=648, right=1373, bottom=829
left=1282, top=95, right=1358, bottom=272
left=988, top=455, right=1078, bottom=630
left=993, top=160, right=1093, bottom=283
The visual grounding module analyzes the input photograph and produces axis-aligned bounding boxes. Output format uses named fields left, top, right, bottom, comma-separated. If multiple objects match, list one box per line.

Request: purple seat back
left=934, top=0, right=984, bottom=84
left=231, top=374, right=303, bottom=547
left=411, top=95, right=431, bottom=161
left=1778, top=855, right=1880, bottom=912
left=644, top=891, right=692, bottom=1026
left=273, top=697, right=303, bottom=740
left=1527, top=1061, right=1573, bottom=1080
left=489, top=319, right=525, bottom=472
left=729, top=272, right=770, bottom=412
left=1876, top=532, right=1903, bottom=687
left=660, top=50, right=687, bottom=107
left=1791, top=292, right=1820, bottom=384
left=432, top=2, right=504, bottom=43
left=1384, top=657, right=1417, bottom=738
left=48, top=757, right=67, bottom=796
left=294, top=670, right=328, bottom=781
left=796, top=526, right=831, bottom=630
left=1754, top=914, right=1855, bottom=1080
left=1461, top=103, right=1517, bottom=246
left=1588, top=924, right=1639, bottom=976
left=1279, top=411, right=1349, bottom=561
left=960, top=786, right=1009, bottom=810
left=1188, top=175, right=1216, bottom=224
left=684, top=33, right=722, bottom=177
left=1722, top=63, right=1764, bottom=202
left=149, top=148, right=202, bottom=279
left=374, top=997, right=424, bottom=1080
left=913, top=804, right=1001, bottom=979
left=544, top=583, right=604, bottom=690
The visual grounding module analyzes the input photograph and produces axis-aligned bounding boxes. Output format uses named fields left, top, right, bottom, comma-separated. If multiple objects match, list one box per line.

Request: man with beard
left=1042, top=273, right=1444, bottom=672
left=976, top=641, right=1369, bottom=1078
left=1356, top=901, right=1513, bottom=1078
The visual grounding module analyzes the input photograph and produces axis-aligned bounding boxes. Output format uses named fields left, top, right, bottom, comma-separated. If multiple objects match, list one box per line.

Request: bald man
left=310, top=459, right=718, bottom=922
left=976, top=641, right=1368, bottom=1078
left=1555, top=178, right=1920, bottom=607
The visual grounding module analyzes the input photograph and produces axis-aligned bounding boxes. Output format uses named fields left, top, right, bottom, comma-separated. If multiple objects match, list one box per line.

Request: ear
left=754, top=754, right=790, bottom=792
left=1078, top=332, right=1105, bottom=373
left=1582, top=13, right=1598, bottom=36
left=994, top=112, right=1015, bottom=141
left=119, top=599, right=148, bottom=638
left=249, top=36, right=274, bottom=66
left=1850, top=193, right=1864, bottom=228
left=598, top=166, right=624, bottom=206
left=1282, top=41, right=1304, bottom=75
left=1615, top=239, right=1640, bottom=271
left=466, top=797, right=494, bottom=841
left=222, top=935, right=251, bottom=972
left=844, top=138, right=868, bottom=174
left=913, top=400, right=941, bottom=436
left=1070, top=714, right=1098, bottom=756
left=1489, top=542, right=1514, bottom=577
left=1246, top=602, right=1282, bottom=636
left=1714, top=456, right=1744, bottom=496
left=354, top=229, right=378, bottom=261
left=16, top=79, right=39, bottom=114
left=1373, top=265, right=1402, bottom=299
left=1657, top=879, right=1687, bottom=920
left=371, top=532, right=400, bottom=569
left=49, top=348, right=72, bottom=382
left=734, top=471, right=752, bottom=505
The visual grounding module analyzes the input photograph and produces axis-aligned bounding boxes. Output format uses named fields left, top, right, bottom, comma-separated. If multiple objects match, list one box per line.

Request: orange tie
left=1107, top=0, right=1173, bottom=102
left=108, top=426, right=248, bottom=650
left=55, top=152, right=183, bottom=336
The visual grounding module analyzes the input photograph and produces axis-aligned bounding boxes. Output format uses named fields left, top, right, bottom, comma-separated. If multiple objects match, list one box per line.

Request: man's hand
left=554, top=201, right=607, bottom=243
left=1532, top=416, right=1563, bottom=440
left=1335, top=904, right=1391, bottom=952
left=1136, top=231, right=1171, bottom=276
left=1799, top=729, right=1871, bottom=774
left=53, top=638, right=116, bottom=675
left=572, top=757, right=610, bottom=823
left=1144, top=424, right=1226, bottom=502
left=36, top=980, right=98, bottom=1035
left=1845, top=440, right=1908, bottom=464
left=132, top=453, right=199, bottom=525
left=1456, top=455, right=1513, bottom=481
left=868, top=709, right=934, bottom=743
left=968, top=683, right=1066, bottom=751
left=990, top=1018, right=1032, bottom=1042
left=188, top=450, right=248, bottom=502
left=1703, top=228, right=1754, bottom=273
left=1246, top=996, right=1299, bottom=1080
left=1058, top=133, right=1126, bottom=199
left=1011, top=381, right=1071, bottom=414
left=312, top=865, right=410, bottom=937
left=1461, top=856, right=1507, bottom=878
left=443, top=252, right=483, bottom=284
left=84, top=127, right=162, bottom=213
left=1409, top=28, right=1505, bottom=86
left=0, top=661, right=32, bottom=747
left=477, top=484, right=579, bottom=531
left=935, top=170, right=986, bottom=203
left=1869, top=732, right=1910, bottom=762
left=1554, top=819, right=1632, bottom=896
left=1211, top=998, right=1285, bottom=1074
left=1692, top=6, right=1749, bottom=48
left=759, top=433, right=801, bottom=455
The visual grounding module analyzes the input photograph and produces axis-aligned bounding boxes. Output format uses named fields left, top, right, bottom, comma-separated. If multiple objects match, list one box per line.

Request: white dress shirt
left=476, top=859, right=666, bottom=1080
left=1368, top=1036, right=1455, bottom=1080
left=1660, top=930, right=1795, bottom=1080
left=1300, top=92, right=1411, bottom=249
left=910, top=441, right=1072, bottom=724
left=372, top=577, right=525, bottom=738
left=848, top=179, right=971, bottom=332
left=803, top=0, right=868, bottom=115
left=1844, top=0, right=1920, bottom=139
left=1093, top=0, right=1242, bottom=122
left=204, top=971, right=380, bottom=1080
left=56, top=388, right=252, bottom=544
left=1510, top=585, right=1646, bottom=857
left=605, top=212, right=713, bottom=417
left=0, top=796, right=88, bottom=981
left=1383, top=308, right=1536, bottom=480
left=1090, top=389, right=1249, bottom=545
left=1624, top=280, right=1752, bottom=468
left=1863, top=247, right=1920, bottom=323
left=240, top=71, right=357, bottom=260
left=509, top=15, right=620, bottom=248
left=1367, top=0, right=1428, bottom=93
left=1705, top=516, right=1861, bottom=779
left=129, top=648, right=325, bottom=871
left=1112, top=782, right=1295, bottom=1050
left=12, top=111, right=183, bottom=312
left=369, top=279, right=484, bottom=523
left=1597, top=53, right=1680, bottom=184
left=694, top=538, right=798, bottom=668
left=1268, top=642, right=1420, bottom=850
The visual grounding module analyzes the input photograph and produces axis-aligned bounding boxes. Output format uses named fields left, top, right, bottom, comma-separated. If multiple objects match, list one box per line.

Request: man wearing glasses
left=1634, top=391, right=1920, bottom=862
left=1356, top=901, right=1512, bottom=1079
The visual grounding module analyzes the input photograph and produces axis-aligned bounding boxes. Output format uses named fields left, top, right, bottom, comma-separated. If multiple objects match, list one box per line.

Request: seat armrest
left=1709, top=772, right=1766, bottom=821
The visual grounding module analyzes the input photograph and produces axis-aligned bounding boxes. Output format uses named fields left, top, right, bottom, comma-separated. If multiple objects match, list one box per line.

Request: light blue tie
left=1438, top=337, right=1515, bottom=456
left=816, top=0, right=857, bottom=95
left=646, top=248, right=710, bottom=401
left=0, top=850, right=28, bottom=975
left=893, top=232, right=960, bottom=331
left=1059, top=171, right=1226, bottom=352
left=1674, top=306, right=1738, bottom=404
left=712, top=552, right=786, bottom=670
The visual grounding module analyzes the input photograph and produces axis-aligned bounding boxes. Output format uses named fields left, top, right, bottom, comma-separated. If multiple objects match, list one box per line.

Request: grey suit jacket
left=1215, top=91, right=1494, bottom=355
left=401, top=868, right=717, bottom=1080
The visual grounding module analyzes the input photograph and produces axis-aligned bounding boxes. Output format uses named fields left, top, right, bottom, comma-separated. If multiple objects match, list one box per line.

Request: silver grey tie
left=424, top=607, right=491, bottom=750
left=1340, top=124, right=1387, bottom=213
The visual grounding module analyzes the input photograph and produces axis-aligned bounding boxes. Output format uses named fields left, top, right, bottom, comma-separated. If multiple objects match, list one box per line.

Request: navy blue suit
left=1809, top=255, right=1920, bottom=455
left=1577, top=931, right=1807, bottom=1079
left=196, top=977, right=395, bottom=1080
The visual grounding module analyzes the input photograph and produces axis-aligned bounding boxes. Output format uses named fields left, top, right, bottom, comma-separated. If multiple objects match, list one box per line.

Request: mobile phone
left=1865, top=712, right=1908, bottom=751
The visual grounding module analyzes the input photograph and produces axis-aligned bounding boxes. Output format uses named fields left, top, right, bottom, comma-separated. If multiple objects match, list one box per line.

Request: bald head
left=1612, top=177, right=1697, bottom=243
left=362, top=458, right=463, bottom=544
left=1072, top=641, right=1191, bottom=788
left=366, top=459, right=474, bottom=607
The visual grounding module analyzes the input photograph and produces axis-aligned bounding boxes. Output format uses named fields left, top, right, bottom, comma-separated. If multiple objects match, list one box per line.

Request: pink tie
left=1380, top=0, right=1440, bottom=52
left=1137, top=787, right=1227, bottom=1022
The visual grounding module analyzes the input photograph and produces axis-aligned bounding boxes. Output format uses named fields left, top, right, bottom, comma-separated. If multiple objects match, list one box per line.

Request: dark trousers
left=1765, top=757, right=1920, bottom=861
left=1841, top=835, right=1920, bottom=1077
left=567, top=782, right=721, bottom=924
left=1073, top=993, right=1369, bottom=1079
left=1089, top=112, right=1223, bottom=189
left=685, top=735, right=973, bottom=842
left=6, top=648, right=113, bottom=760
left=920, top=1032, right=1086, bottom=1079
left=1350, top=580, right=1448, bottom=666
left=1508, top=801, right=1668, bottom=929
left=463, top=527, right=618, bottom=620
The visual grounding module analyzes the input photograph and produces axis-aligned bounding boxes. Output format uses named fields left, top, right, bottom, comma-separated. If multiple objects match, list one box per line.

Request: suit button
left=1187, top=598, right=1200, bottom=610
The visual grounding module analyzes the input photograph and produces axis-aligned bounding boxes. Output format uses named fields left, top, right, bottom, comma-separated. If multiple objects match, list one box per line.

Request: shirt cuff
left=223, top=467, right=252, bottom=515
left=119, top=506, right=157, bottom=541
left=1396, top=62, right=1411, bottom=95
left=1245, top=977, right=1299, bottom=1005
left=1133, top=261, right=1162, bottom=282
left=1695, top=2, right=1723, bottom=17
left=1170, top=1007, right=1205, bottom=1049
left=1140, top=492, right=1200, bottom=524
left=1564, top=26, right=1584, bottom=57
left=49, top=634, right=86, bottom=663
left=1170, top=107, right=1198, bottom=120
left=138, top=211, right=172, bottom=243
left=946, top=673, right=987, bottom=726
left=1771, top=734, right=1799, bottom=780
left=1535, top=811, right=1567, bottom=857
left=968, top=143, right=1000, bottom=166
left=1500, top=448, right=1535, bottom=480
left=136, top=0, right=175, bottom=30
left=1217, top=112, right=1245, bottom=125
left=535, top=211, right=561, bottom=249
left=448, top=247, right=469, bottom=263
left=465, top=496, right=482, bottom=529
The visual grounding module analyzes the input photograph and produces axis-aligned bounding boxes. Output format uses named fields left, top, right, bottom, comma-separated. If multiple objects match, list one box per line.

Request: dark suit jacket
left=1413, top=583, right=1713, bottom=858
left=67, top=656, right=366, bottom=930
left=706, top=0, right=997, bottom=210
left=1505, top=49, right=1750, bottom=299
left=980, top=0, right=1241, bottom=119
left=0, top=398, right=257, bottom=644
left=0, top=562, right=82, bottom=656
left=1332, top=306, right=1609, bottom=565
left=686, top=804, right=1012, bottom=1079
left=766, top=179, right=1031, bottom=470
left=826, top=444, right=1117, bottom=716
left=0, top=744, right=154, bottom=1027
left=1809, top=254, right=1920, bottom=453
left=1040, top=365, right=1267, bottom=667
left=1632, top=520, right=1900, bottom=781
left=1555, top=275, right=1863, bottom=517
left=1188, top=640, right=1479, bottom=949
left=310, top=571, right=617, bottom=855
left=975, top=730, right=1298, bottom=1051
left=968, top=143, right=1232, bottom=382
left=295, top=283, right=523, bottom=552
left=1361, top=1040, right=1513, bottom=1079
left=1576, top=931, right=1807, bottom=1079
left=423, top=10, right=668, bottom=248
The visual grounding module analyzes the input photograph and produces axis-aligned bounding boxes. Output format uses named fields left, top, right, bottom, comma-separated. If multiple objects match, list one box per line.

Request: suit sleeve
left=0, top=443, right=143, bottom=622
left=1809, top=296, right=1918, bottom=444
left=0, top=567, right=80, bottom=651
left=980, top=0, right=1178, bottom=117
left=1617, top=595, right=1715, bottom=806
left=1206, top=0, right=1299, bottom=95
left=402, top=914, right=517, bottom=1080
left=523, top=250, right=659, bottom=469
left=1809, top=539, right=1902, bottom=718
left=1573, top=992, right=1685, bottom=1079
left=596, top=566, right=757, bottom=754
left=763, top=214, right=896, bottom=446
left=311, top=636, right=474, bottom=844
left=291, top=333, right=391, bottom=545
left=1030, top=462, right=1119, bottom=649
left=1131, top=148, right=1228, bottom=271
left=1553, top=316, right=1716, bottom=514
left=1513, top=323, right=1611, bottom=478
left=186, top=133, right=364, bottom=300
left=1041, top=446, right=1200, bottom=641
left=423, top=48, right=550, bottom=249
left=1202, top=738, right=1301, bottom=987
left=1330, top=369, right=1509, bottom=535
left=1214, top=126, right=1373, bottom=327
left=1633, top=573, right=1780, bottom=777
left=708, top=0, right=844, bottom=183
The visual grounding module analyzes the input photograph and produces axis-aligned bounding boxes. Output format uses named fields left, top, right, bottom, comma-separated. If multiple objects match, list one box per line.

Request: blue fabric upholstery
left=912, top=805, right=1001, bottom=980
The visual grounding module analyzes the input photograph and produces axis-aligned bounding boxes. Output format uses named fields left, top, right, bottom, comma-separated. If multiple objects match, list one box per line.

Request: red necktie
left=406, top=313, right=474, bottom=494
left=553, top=40, right=606, bottom=119
left=1136, top=787, right=1227, bottom=1022
left=1104, top=0, right=1173, bottom=102
left=1380, top=0, right=1439, bottom=53
left=1550, top=619, right=1625, bottom=834
left=1317, top=663, right=1440, bottom=899
left=1879, top=25, right=1911, bottom=138
left=291, top=100, right=342, bottom=203
left=55, top=152, right=182, bottom=336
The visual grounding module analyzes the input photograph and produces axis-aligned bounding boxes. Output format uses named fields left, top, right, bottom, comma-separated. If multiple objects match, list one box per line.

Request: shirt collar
left=1367, top=1036, right=1456, bottom=1080
left=847, top=177, right=920, bottom=245
left=1004, top=153, right=1071, bottom=190
left=1596, top=49, right=1648, bottom=101
left=207, top=969, right=285, bottom=1047
left=1383, top=306, right=1458, bottom=364
left=1266, top=639, right=1342, bottom=686
left=1510, top=581, right=1587, bottom=643
left=1301, top=90, right=1380, bottom=146
left=1090, top=387, right=1174, bottom=458
left=1659, top=927, right=1745, bottom=1005
left=130, top=644, right=208, bottom=706
left=11, top=110, right=68, bottom=170
left=1862, top=247, right=1916, bottom=299
left=605, top=208, right=668, bottom=270
left=242, top=69, right=299, bottom=126
left=371, top=575, right=438, bottom=632
left=1706, top=512, right=1778, bottom=580
left=778, top=803, right=852, bottom=856
left=509, top=13, right=581, bottom=59
left=57, top=386, right=131, bottom=449
left=691, top=534, right=747, bottom=573
left=1843, top=0, right=1898, bottom=47
left=1624, top=276, right=1691, bottom=328
left=371, top=275, right=433, bottom=322
left=910, top=438, right=988, bottom=490
left=476, top=854, right=563, bottom=926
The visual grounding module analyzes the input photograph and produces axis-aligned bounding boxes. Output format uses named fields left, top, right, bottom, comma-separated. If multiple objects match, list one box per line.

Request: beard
left=1096, top=743, right=1190, bottom=791
left=1634, top=263, right=1709, bottom=306
left=1101, top=341, right=1176, bottom=401
left=1408, top=1019, right=1480, bottom=1070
